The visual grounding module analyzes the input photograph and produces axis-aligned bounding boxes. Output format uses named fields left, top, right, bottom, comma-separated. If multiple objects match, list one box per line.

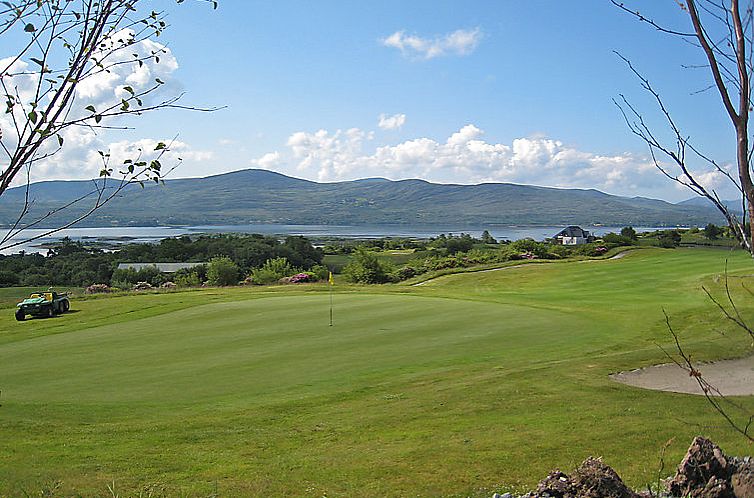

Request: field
left=0, top=248, right=753, bottom=497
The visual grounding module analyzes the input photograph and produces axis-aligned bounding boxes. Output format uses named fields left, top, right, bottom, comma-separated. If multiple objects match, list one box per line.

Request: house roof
left=117, top=262, right=206, bottom=273
left=555, top=226, right=590, bottom=238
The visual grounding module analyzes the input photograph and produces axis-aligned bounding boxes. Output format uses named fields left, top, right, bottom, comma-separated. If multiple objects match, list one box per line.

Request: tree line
left=0, top=234, right=324, bottom=288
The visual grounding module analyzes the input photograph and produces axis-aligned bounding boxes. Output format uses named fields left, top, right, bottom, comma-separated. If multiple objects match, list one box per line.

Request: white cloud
left=255, top=123, right=720, bottom=199
left=75, top=29, right=180, bottom=107
left=1, top=29, right=193, bottom=187
left=253, top=151, right=282, bottom=169
left=382, top=28, right=482, bottom=60
left=378, top=113, right=406, bottom=130
left=20, top=137, right=212, bottom=185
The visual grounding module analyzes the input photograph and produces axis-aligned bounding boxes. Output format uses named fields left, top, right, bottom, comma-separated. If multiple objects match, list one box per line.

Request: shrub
left=396, top=266, right=418, bottom=280
left=111, top=265, right=164, bottom=288
left=549, top=245, right=572, bottom=259
left=343, top=249, right=394, bottom=284
left=289, top=272, right=314, bottom=283
left=703, top=223, right=722, bottom=240
left=620, top=226, right=638, bottom=240
left=510, top=238, right=550, bottom=259
left=309, top=264, right=330, bottom=281
left=207, top=256, right=240, bottom=286
left=658, top=230, right=682, bottom=248
left=85, top=283, right=111, bottom=294
left=602, top=233, right=635, bottom=246
left=249, top=257, right=297, bottom=285
left=0, top=270, right=19, bottom=287
left=173, top=265, right=206, bottom=288
left=174, top=271, right=201, bottom=288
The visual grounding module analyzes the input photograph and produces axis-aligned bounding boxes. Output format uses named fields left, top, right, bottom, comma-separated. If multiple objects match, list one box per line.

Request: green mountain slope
left=0, top=169, right=725, bottom=227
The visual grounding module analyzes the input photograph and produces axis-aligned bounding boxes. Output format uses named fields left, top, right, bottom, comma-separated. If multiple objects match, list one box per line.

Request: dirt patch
left=610, top=356, right=754, bottom=396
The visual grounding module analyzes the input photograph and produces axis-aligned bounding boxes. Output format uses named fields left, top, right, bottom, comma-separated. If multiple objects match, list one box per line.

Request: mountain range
left=0, top=169, right=727, bottom=228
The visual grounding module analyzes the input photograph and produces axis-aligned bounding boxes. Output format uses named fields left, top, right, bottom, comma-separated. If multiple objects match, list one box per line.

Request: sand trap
left=610, top=356, right=754, bottom=396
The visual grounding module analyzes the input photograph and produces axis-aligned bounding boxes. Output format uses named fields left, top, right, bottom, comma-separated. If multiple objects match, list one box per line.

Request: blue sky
left=3, top=1, right=742, bottom=202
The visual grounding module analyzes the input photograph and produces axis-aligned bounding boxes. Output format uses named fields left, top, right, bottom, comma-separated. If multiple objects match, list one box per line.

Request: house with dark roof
left=554, top=226, right=593, bottom=245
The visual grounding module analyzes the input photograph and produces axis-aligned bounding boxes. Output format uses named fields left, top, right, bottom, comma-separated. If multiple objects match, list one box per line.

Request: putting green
left=1, top=294, right=593, bottom=405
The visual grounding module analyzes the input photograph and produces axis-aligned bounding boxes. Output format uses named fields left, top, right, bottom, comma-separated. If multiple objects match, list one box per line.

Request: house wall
left=560, top=236, right=587, bottom=245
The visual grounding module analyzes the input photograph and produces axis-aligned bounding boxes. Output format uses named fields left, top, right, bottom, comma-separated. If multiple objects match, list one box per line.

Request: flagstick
left=328, top=271, right=334, bottom=327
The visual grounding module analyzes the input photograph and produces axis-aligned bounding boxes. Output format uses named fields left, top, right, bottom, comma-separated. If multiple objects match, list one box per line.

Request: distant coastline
left=0, top=223, right=673, bottom=255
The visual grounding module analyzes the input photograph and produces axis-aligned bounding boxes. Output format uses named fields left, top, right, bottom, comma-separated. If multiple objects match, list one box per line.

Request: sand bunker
left=610, top=356, right=754, bottom=396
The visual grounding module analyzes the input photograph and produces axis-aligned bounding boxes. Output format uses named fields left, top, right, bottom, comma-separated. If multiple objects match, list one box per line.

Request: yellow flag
left=328, top=271, right=334, bottom=285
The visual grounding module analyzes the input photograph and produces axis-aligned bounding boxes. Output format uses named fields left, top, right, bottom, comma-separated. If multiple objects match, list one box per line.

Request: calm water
left=0, top=224, right=666, bottom=255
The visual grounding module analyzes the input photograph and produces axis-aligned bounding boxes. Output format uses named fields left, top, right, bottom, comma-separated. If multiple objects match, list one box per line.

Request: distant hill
left=0, top=169, right=727, bottom=228
left=677, top=196, right=742, bottom=215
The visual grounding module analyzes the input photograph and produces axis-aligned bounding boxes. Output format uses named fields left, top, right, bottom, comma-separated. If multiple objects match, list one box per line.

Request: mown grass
left=0, top=248, right=752, bottom=497
left=0, top=286, right=82, bottom=310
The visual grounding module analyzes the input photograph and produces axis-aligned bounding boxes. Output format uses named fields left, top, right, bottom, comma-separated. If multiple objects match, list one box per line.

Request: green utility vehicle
left=15, top=291, right=70, bottom=321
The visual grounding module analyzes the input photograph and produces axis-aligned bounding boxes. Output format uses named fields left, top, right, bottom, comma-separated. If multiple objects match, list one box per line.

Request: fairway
left=1, top=248, right=753, bottom=497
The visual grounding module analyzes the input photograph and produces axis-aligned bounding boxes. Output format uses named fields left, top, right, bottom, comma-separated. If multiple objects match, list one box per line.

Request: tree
left=703, top=223, right=722, bottom=240
left=613, top=0, right=754, bottom=255
left=620, top=226, right=638, bottom=241
left=657, top=230, right=682, bottom=248
left=615, top=0, right=754, bottom=441
left=249, top=256, right=296, bottom=285
left=481, top=230, right=497, bottom=244
left=206, top=256, right=239, bottom=286
left=0, top=0, right=217, bottom=252
left=342, top=248, right=394, bottom=284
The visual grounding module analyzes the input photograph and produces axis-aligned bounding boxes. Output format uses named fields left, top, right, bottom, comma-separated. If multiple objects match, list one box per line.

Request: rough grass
left=0, top=248, right=752, bottom=497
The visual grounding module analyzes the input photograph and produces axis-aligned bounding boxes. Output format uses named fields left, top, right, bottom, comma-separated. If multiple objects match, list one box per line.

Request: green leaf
left=28, top=110, right=37, bottom=124
left=155, top=78, right=164, bottom=84
left=122, top=86, right=134, bottom=95
left=94, top=114, right=102, bottom=124
left=57, top=135, right=64, bottom=147
left=120, top=100, right=130, bottom=111
left=85, top=105, right=96, bottom=113
left=24, top=23, right=35, bottom=32
left=150, top=160, right=161, bottom=171
left=154, top=142, right=167, bottom=151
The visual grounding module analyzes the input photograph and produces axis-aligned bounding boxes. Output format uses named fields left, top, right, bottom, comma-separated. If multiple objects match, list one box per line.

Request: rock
left=570, top=457, right=639, bottom=498
left=732, top=461, right=754, bottom=498
left=532, top=458, right=639, bottom=498
left=668, top=437, right=735, bottom=498
left=534, top=470, right=571, bottom=498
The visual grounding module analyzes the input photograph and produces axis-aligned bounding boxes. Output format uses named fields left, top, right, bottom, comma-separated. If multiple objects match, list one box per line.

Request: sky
left=0, top=0, right=744, bottom=202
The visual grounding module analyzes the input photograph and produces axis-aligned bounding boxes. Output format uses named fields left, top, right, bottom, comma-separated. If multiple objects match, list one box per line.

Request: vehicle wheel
left=15, top=309, right=24, bottom=321
left=47, top=306, right=54, bottom=318
left=61, top=299, right=70, bottom=312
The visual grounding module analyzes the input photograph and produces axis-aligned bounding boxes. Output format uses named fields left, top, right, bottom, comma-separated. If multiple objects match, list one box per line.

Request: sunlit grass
left=0, top=248, right=751, bottom=497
